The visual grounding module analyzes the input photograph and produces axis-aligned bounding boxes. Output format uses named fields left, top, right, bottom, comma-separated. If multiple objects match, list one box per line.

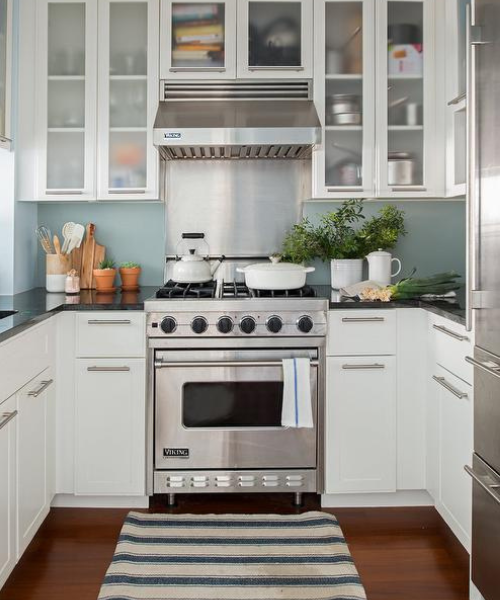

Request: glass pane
left=0, top=0, right=7, bottom=138
left=48, top=3, right=86, bottom=76
left=171, top=2, right=226, bottom=69
left=109, top=131, right=147, bottom=188
left=47, top=132, right=85, bottom=189
left=387, top=1, right=424, bottom=186
left=110, top=80, right=147, bottom=128
left=183, top=382, right=284, bottom=428
left=248, top=1, right=301, bottom=67
left=48, top=80, right=85, bottom=128
left=110, top=3, right=147, bottom=76
left=324, top=2, right=364, bottom=189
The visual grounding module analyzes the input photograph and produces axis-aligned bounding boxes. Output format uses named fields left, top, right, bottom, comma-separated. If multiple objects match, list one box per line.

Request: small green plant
left=357, top=205, right=407, bottom=255
left=98, top=258, right=116, bottom=270
left=120, top=262, right=140, bottom=269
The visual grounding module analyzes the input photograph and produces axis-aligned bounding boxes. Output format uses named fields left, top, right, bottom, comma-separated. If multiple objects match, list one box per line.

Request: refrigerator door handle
left=465, top=465, right=500, bottom=507
left=466, top=355, right=500, bottom=379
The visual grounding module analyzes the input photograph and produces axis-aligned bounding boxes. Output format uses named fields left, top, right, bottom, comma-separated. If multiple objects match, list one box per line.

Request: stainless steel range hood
left=153, top=80, right=321, bottom=160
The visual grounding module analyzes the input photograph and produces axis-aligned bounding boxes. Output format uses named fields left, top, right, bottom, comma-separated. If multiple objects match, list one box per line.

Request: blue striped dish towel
left=281, top=358, right=314, bottom=428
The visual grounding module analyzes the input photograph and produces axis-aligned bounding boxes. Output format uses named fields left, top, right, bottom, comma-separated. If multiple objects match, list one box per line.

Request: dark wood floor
left=0, top=494, right=470, bottom=600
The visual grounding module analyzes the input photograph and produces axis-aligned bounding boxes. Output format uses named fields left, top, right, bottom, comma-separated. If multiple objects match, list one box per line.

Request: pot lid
left=367, top=248, right=392, bottom=257
left=244, top=261, right=308, bottom=273
left=181, top=249, right=206, bottom=262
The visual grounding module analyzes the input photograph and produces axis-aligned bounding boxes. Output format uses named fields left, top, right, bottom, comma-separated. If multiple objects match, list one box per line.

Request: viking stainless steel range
left=145, top=280, right=328, bottom=506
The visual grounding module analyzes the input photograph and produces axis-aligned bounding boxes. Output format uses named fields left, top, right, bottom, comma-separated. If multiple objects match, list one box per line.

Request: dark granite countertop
left=0, top=287, right=158, bottom=344
left=311, top=285, right=466, bottom=326
left=0, top=284, right=466, bottom=345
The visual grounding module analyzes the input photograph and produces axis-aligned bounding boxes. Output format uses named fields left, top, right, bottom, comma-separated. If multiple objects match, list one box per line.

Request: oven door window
left=182, top=381, right=283, bottom=428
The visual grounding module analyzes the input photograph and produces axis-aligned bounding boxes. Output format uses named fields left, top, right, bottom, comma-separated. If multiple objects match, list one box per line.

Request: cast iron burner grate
left=249, top=285, right=316, bottom=298
left=156, top=281, right=317, bottom=299
left=156, top=281, right=217, bottom=299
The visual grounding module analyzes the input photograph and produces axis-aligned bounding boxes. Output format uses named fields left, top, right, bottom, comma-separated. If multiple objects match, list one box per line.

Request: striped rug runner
left=98, top=511, right=366, bottom=600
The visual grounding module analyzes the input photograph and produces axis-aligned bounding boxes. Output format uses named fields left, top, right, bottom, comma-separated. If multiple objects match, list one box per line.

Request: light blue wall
left=37, top=199, right=465, bottom=288
left=37, top=203, right=166, bottom=286
left=303, top=200, right=466, bottom=284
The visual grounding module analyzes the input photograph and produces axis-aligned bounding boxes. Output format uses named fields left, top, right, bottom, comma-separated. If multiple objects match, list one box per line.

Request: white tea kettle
left=366, top=249, right=402, bottom=286
left=172, top=233, right=222, bottom=284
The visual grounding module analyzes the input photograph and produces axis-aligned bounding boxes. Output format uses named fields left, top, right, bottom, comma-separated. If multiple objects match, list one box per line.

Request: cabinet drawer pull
left=432, top=375, right=468, bottom=399
left=87, top=366, right=130, bottom=373
left=433, top=324, right=469, bottom=342
left=448, top=93, right=466, bottom=106
left=87, top=319, right=132, bottom=325
left=342, top=363, right=385, bottom=370
left=341, top=317, right=385, bottom=323
left=27, top=379, right=54, bottom=398
left=0, top=410, right=17, bottom=431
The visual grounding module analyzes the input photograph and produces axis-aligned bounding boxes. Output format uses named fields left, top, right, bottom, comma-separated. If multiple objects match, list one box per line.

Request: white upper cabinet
left=160, top=0, right=237, bottom=79
left=36, top=0, right=98, bottom=200
left=237, top=0, right=313, bottom=78
left=34, top=0, right=159, bottom=201
left=376, top=0, right=439, bottom=198
left=97, top=0, right=159, bottom=200
left=313, top=0, right=375, bottom=198
left=0, top=0, right=12, bottom=149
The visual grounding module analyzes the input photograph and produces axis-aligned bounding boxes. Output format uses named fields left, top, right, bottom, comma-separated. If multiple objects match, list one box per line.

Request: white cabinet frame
left=375, top=0, right=440, bottom=198
left=160, top=0, right=237, bottom=80
left=35, top=0, right=98, bottom=201
left=97, top=0, right=159, bottom=201
left=236, top=0, right=313, bottom=79
left=312, top=0, right=376, bottom=199
left=0, top=0, right=13, bottom=150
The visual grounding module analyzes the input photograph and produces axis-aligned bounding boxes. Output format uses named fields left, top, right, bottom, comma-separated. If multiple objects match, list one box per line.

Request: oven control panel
left=148, top=309, right=327, bottom=338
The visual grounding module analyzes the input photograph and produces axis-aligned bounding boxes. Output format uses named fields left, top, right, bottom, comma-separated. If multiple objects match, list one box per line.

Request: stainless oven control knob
left=266, top=316, right=283, bottom=334
left=240, top=316, right=256, bottom=334
left=160, top=316, right=177, bottom=334
left=217, top=316, right=234, bottom=334
left=297, top=315, right=314, bottom=334
left=191, top=316, right=208, bottom=334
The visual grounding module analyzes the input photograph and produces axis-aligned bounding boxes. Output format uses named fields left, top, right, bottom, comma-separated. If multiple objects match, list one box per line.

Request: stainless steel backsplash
left=164, top=160, right=311, bottom=257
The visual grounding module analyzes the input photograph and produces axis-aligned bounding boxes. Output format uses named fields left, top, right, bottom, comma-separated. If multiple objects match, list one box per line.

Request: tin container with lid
left=388, top=152, right=416, bottom=186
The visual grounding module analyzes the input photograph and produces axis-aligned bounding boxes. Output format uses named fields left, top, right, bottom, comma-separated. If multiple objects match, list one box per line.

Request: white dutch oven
left=237, top=258, right=315, bottom=290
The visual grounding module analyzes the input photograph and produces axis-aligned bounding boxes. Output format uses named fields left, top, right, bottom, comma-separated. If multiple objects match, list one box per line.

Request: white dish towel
left=281, top=358, right=314, bottom=428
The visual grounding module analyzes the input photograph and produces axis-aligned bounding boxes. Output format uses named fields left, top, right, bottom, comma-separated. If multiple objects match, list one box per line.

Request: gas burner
left=156, top=280, right=217, bottom=299
left=249, top=285, right=317, bottom=299
left=220, top=281, right=251, bottom=298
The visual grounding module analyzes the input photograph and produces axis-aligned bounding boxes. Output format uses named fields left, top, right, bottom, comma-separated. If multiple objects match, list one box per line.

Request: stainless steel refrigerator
left=465, top=1, right=500, bottom=599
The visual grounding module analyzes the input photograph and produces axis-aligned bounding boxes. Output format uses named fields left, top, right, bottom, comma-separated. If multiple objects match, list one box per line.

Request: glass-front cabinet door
left=376, top=0, right=438, bottom=197
left=313, top=0, right=375, bottom=198
left=237, top=0, right=313, bottom=78
left=97, top=0, right=159, bottom=200
left=160, top=0, right=237, bottom=79
left=0, top=0, right=12, bottom=149
left=36, top=0, right=97, bottom=200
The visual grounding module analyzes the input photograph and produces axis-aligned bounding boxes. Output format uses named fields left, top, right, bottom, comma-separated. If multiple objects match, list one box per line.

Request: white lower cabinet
left=17, top=370, right=54, bottom=558
left=0, top=396, right=17, bottom=589
left=326, top=356, right=397, bottom=493
left=75, top=359, right=146, bottom=496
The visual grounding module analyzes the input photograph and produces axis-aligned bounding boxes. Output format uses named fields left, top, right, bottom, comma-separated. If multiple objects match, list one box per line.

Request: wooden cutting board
left=72, top=223, right=106, bottom=289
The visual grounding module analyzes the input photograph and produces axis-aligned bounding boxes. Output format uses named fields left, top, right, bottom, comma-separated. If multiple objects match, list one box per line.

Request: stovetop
left=155, top=280, right=317, bottom=300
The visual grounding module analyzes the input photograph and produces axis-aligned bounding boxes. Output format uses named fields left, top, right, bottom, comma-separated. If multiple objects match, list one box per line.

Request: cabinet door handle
left=247, top=66, right=305, bottom=72
left=465, top=356, right=500, bottom=379
left=87, top=366, right=130, bottom=373
left=87, top=319, right=132, bottom=325
left=432, top=375, right=468, bottom=399
left=433, top=324, right=469, bottom=341
left=27, top=379, right=54, bottom=398
left=448, top=93, right=466, bottom=106
left=341, top=317, right=385, bottom=323
left=108, top=189, right=146, bottom=195
left=465, top=465, right=500, bottom=507
left=342, top=364, right=385, bottom=371
left=45, top=190, right=84, bottom=195
left=169, top=67, right=226, bottom=73
left=0, top=410, right=17, bottom=431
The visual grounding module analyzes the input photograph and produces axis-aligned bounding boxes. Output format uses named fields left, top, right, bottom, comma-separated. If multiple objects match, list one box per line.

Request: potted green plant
left=93, top=259, right=116, bottom=293
left=119, top=262, right=141, bottom=291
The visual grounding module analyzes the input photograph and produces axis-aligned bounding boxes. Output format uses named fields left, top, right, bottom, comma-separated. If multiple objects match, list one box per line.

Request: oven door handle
left=154, top=360, right=319, bottom=369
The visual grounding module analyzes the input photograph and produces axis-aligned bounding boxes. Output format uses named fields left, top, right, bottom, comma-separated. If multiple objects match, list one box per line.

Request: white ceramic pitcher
left=366, top=249, right=402, bottom=286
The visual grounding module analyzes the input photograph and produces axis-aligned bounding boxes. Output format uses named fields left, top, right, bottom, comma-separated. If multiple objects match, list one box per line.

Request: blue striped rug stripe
left=118, top=535, right=346, bottom=545
left=111, top=553, right=355, bottom=565
left=103, top=575, right=364, bottom=587
left=124, top=516, right=339, bottom=529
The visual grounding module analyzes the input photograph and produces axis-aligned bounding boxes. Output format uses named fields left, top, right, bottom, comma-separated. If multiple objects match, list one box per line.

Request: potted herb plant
left=93, top=259, right=116, bottom=293
left=119, top=262, right=141, bottom=291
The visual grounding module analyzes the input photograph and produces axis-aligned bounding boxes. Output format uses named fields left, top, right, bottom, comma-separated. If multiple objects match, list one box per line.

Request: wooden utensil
left=79, top=223, right=106, bottom=289
left=53, top=235, right=61, bottom=255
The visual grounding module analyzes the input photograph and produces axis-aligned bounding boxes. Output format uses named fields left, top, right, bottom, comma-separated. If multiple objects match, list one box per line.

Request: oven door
left=154, top=349, right=318, bottom=470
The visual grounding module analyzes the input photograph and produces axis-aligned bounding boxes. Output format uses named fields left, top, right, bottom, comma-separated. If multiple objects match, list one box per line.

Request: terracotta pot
left=119, top=266, right=141, bottom=290
left=93, top=268, right=116, bottom=292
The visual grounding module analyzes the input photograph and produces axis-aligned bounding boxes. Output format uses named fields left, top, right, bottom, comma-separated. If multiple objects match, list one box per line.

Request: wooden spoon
left=53, top=234, right=61, bottom=255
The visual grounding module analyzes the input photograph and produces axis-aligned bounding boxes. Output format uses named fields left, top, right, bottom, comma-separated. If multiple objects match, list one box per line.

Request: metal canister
left=388, top=152, right=416, bottom=186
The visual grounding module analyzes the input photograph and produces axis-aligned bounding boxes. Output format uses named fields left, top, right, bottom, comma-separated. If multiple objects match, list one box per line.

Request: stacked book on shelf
left=172, top=3, right=224, bottom=65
